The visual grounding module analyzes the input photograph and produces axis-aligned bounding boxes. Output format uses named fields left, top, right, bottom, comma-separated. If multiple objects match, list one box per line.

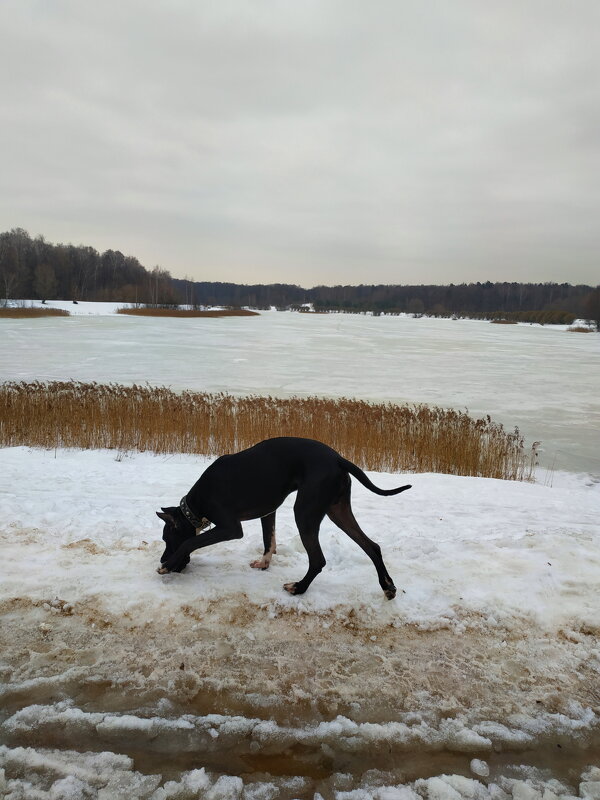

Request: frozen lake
left=2, top=307, right=598, bottom=473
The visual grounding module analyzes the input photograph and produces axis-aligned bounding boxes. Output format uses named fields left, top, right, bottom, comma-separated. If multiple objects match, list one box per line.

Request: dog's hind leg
left=283, top=494, right=328, bottom=596
left=327, top=487, right=397, bottom=599
left=250, top=511, right=277, bottom=570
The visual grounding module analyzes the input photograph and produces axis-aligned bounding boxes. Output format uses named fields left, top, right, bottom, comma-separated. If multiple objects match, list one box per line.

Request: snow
left=0, top=448, right=598, bottom=634
left=7, top=299, right=131, bottom=315
left=0, top=446, right=599, bottom=796
left=470, top=761, right=490, bottom=778
left=5, top=299, right=235, bottom=315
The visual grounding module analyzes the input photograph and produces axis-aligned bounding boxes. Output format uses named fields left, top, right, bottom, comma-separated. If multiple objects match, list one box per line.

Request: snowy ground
left=5, top=299, right=233, bottom=316
left=5, top=299, right=132, bottom=315
left=1, top=446, right=600, bottom=797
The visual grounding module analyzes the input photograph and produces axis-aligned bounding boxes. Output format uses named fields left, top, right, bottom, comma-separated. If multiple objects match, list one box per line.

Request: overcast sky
left=1, top=1, right=599, bottom=286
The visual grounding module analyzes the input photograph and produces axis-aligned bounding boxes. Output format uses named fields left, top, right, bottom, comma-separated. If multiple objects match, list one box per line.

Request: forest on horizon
left=1, top=227, right=598, bottom=323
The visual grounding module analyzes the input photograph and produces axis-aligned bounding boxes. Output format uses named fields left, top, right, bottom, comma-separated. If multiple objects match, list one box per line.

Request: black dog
left=156, top=436, right=411, bottom=598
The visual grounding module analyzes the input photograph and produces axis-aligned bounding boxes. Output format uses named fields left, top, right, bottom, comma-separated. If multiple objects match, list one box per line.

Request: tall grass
left=0, top=308, right=69, bottom=318
left=116, top=308, right=259, bottom=317
left=0, top=381, right=535, bottom=480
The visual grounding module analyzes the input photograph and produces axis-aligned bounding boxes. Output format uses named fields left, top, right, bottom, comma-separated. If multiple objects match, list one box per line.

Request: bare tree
left=0, top=242, right=19, bottom=303
left=34, top=263, right=57, bottom=301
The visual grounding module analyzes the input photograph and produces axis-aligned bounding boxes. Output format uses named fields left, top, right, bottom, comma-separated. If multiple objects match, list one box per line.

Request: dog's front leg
left=250, top=512, right=277, bottom=570
left=158, top=521, right=243, bottom=574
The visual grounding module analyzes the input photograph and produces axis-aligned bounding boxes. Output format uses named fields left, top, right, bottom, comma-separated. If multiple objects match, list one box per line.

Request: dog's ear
left=156, top=510, right=176, bottom=525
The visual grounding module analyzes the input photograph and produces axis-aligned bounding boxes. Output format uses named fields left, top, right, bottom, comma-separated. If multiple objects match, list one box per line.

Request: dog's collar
left=179, top=496, right=211, bottom=532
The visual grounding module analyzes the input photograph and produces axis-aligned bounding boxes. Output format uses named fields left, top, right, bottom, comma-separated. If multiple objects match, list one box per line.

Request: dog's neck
left=179, top=495, right=211, bottom=533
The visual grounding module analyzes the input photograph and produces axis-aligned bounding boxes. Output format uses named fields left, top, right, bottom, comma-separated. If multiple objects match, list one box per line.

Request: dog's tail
left=340, top=458, right=412, bottom=496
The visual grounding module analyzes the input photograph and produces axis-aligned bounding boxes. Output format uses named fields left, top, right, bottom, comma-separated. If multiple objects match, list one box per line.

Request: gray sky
left=1, top=1, right=599, bottom=286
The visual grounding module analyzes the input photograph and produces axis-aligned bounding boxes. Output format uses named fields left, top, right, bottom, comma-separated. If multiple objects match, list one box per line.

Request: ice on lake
left=2, top=305, right=599, bottom=473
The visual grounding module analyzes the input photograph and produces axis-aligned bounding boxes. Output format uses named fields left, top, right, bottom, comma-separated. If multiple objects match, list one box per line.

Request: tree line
left=1, top=227, right=598, bottom=326
left=0, top=228, right=178, bottom=306
left=172, top=278, right=598, bottom=324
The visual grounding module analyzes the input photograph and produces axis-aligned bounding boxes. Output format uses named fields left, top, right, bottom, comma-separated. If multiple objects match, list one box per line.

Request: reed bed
left=0, top=308, right=69, bottom=318
left=116, top=308, right=259, bottom=317
left=0, top=381, right=535, bottom=480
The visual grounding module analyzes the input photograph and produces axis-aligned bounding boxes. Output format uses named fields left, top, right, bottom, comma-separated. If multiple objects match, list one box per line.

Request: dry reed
left=0, top=381, right=535, bottom=480
left=567, top=326, right=593, bottom=333
left=0, top=308, right=69, bottom=318
left=116, top=308, right=259, bottom=317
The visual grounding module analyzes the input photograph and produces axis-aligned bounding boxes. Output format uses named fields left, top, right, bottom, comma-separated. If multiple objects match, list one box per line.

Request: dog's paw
left=250, top=558, right=270, bottom=570
left=283, top=582, right=298, bottom=595
left=384, top=586, right=397, bottom=600
left=157, top=566, right=170, bottom=575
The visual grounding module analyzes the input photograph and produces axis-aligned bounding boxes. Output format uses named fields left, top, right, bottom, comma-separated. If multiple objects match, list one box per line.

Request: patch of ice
left=470, top=759, right=490, bottom=778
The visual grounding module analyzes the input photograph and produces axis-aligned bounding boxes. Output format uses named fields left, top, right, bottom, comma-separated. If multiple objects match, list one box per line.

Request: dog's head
left=156, top=506, right=196, bottom=565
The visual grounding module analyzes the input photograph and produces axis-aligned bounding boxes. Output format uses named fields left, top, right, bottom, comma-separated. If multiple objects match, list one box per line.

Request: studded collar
left=179, top=495, right=211, bottom=533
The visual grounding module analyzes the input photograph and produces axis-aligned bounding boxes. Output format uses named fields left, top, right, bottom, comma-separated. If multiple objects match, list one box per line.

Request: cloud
left=1, top=0, right=599, bottom=285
